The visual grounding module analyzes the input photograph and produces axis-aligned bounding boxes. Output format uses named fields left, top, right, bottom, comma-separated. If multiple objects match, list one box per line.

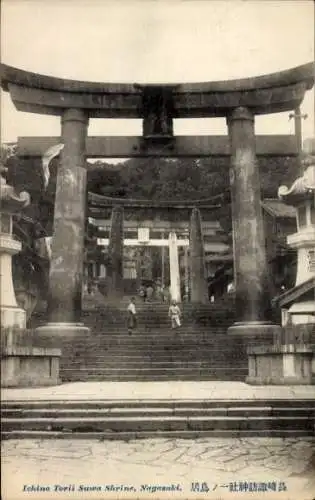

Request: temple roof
left=273, top=277, right=315, bottom=308
left=261, top=199, right=296, bottom=218
left=88, top=191, right=228, bottom=209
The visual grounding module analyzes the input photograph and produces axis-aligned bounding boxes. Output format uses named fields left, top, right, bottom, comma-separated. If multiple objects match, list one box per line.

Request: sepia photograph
left=1, top=0, right=315, bottom=499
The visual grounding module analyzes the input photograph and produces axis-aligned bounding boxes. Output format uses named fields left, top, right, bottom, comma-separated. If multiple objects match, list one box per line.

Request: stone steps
left=29, top=303, right=258, bottom=382
left=2, top=399, right=314, bottom=439
left=59, top=367, right=248, bottom=374
left=60, top=367, right=246, bottom=375
left=79, top=327, right=230, bottom=332
left=64, top=350, right=243, bottom=356
left=65, top=343, right=241, bottom=349
left=60, top=371, right=247, bottom=382
left=5, top=429, right=311, bottom=440
left=82, top=335, right=233, bottom=342
left=62, top=345, right=243, bottom=353
left=3, top=416, right=311, bottom=431
left=63, top=357, right=243, bottom=364
left=56, top=317, right=247, bottom=382
left=60, top=329, right=236, bottom=340
left=59, top=328, right=246, bottom=380
left=63, top=344, right=242, bottom=351
left=4, top=407, right=313, bottom=419
left=63, top=361, right=245, bottom=368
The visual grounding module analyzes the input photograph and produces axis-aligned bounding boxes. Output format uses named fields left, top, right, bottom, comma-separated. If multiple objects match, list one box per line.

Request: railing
left=273, top=324, right=315, bottom=346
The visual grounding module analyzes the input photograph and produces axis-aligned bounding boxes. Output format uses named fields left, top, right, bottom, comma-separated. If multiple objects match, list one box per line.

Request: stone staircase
left=29, top=297, right=274, bottom=382
left=6, top=296, right=313, bottom=440
left=2, top=399, right=314, bottom=439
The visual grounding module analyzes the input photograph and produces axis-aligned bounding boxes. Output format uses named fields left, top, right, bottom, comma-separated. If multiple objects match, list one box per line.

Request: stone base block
left=1, top=346, right=61, bottom=387
left=228, top=321, right=281, bottom=337
left=246, top=344, right=314, bottom=385
left=1, top=306, right=26, bottom=330
left=36, top=322, right=90, bottom=340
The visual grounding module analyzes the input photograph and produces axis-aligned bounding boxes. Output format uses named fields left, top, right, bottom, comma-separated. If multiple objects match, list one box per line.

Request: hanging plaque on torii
left=135, top=84, right=177, bottom=147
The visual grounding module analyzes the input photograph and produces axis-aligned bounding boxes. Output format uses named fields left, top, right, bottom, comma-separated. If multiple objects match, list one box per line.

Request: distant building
left=207, top=199, right=297, bottom=301
left=261, top=199, right=297, bottom=293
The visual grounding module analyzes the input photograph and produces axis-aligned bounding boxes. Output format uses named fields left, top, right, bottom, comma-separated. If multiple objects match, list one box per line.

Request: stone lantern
left=246, top=138, right=315, bottom=385
left=278, top=137, right=315, bottom=324
left=0, top=165, right=30, bottom=341
left=1, top=164, right=61, bottom=387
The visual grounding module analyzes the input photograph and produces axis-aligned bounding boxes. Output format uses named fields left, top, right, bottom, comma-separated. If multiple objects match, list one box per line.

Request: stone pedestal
left=35, top=322, right=89, bottom=340
left=169, top=231, right=181, bottom=302
left=246, top=344, right=313, bottom=385
left=37, top=108, right=90, bottom=339
left=227, top=107, right=280, bottom=337
left=0, top=234, right=26, bottom=336
left=2, top=346, right=61, bottom=387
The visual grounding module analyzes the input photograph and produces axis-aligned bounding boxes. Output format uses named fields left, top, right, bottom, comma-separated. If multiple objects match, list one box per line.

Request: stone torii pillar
left=189, top=207, right=208, bottom=303
left=227, top=106, right=281, bottom=337
left=37, top=108, right=90, bottom=339
left=107, top=205, right=124, bottom=300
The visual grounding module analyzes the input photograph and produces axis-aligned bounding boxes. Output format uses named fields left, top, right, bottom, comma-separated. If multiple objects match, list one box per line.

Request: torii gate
left=1, top=62, right=313, bottom=341
left=98, top=229, right=190, bottom=303
left=89, top=195, right=227, bottom=302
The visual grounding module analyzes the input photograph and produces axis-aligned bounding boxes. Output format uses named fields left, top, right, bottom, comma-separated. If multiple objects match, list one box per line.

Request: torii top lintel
left=0, top=62, right=314, bottom=118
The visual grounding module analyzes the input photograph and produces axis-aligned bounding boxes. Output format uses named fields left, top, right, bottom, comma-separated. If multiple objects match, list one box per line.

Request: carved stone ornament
left=278, top=137, right=315, bottom=204
left=0, top=163, right=30, bottom=212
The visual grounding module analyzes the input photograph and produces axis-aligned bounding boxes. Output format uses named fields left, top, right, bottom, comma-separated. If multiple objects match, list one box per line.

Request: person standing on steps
left=139, top=284, right=146, bottom=302
left=146, top=283, right=154, bottom=302
left=127, top=297, right=137, bottom=335
left=168, top=300, right=182, bottom=329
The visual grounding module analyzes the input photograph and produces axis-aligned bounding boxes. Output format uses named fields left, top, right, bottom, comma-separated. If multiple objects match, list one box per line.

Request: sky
left=1, top=0, right=314, bottom=145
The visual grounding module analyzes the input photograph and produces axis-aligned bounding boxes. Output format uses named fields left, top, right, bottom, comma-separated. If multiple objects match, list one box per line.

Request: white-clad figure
left=168, top=300, right=182, bottom=329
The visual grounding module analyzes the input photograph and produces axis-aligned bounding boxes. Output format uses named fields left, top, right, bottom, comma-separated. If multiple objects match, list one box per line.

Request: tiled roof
left=261, top=199, right=296, bottom=218
left=273, top=277, right=315, bottom=308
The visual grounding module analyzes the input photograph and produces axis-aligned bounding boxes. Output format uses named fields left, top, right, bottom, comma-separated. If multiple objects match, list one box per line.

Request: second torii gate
left=98, top=229, right=190, bottom=302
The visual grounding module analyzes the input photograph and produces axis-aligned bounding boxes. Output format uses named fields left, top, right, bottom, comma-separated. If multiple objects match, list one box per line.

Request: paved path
left=2, top=437, right=315, bottom=500
left=2, top=381, right=315, bottom=401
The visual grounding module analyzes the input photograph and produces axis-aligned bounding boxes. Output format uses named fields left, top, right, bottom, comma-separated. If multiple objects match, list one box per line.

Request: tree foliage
left=88, top=155, right=298, bottom=201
